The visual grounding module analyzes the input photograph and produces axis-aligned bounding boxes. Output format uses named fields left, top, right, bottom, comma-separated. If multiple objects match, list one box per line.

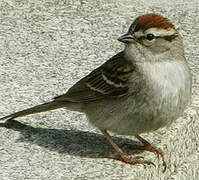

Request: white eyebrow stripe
left=134, top=31, right=144, bottom=38
left=134, top=27, right=176, bottom=38
left=145, top=27, right=176, bottom=37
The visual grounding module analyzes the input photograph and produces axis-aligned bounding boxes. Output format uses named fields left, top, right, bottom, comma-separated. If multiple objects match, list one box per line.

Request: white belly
left=131, top=61, right=192, bottom=133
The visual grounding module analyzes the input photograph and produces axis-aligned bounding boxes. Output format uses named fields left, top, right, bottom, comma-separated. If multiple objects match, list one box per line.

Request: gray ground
left=0, top=0, right=198, bottom=179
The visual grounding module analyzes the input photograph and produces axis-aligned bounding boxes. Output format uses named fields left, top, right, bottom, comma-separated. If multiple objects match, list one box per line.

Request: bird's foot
left=107, top=153, right=155, bottom=166
left=135, top=135, right=166, bottom=172
left=100, top=129, right=155, bottom=169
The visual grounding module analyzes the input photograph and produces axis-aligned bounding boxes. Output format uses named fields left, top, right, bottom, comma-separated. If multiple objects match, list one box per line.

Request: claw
left=120, top=153, right=156, bottom=167
left=102, top=153, right=156, bottom=167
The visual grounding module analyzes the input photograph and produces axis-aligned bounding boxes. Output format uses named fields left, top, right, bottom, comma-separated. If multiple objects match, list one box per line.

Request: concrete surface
left=0, top=0, right=198, bottom=179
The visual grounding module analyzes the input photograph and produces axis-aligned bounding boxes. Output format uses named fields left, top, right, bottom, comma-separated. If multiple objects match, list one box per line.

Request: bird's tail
left=0, top=101, right=66, bottom=121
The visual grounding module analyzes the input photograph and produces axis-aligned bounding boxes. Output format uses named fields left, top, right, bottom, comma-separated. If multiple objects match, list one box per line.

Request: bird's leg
left=135, top=135, right=166, bottom=172
left=100, top=129, right=155, bottom=167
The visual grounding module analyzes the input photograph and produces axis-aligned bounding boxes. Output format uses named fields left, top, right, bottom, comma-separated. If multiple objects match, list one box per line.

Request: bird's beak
left=118, top=33, right=135, bottom=43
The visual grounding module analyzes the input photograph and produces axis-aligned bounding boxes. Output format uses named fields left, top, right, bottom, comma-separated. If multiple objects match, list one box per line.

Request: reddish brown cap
left=132, top=14, right=174, bottom=32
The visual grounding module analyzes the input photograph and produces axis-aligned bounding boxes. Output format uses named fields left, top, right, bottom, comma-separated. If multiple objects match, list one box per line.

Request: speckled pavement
left=0, top=0, right=198, bottom=179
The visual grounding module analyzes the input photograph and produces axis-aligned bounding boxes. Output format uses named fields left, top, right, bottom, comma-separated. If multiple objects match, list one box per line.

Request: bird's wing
left=54, top=51, right=136, bottom=102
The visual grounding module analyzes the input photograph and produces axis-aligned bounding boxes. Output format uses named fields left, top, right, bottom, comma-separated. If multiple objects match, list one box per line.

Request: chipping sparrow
left=0, top=14, right=192, bottom=172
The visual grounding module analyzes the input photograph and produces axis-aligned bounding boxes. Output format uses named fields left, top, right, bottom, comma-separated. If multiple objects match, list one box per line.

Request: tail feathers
left=0, top=101, right=66, bottom=121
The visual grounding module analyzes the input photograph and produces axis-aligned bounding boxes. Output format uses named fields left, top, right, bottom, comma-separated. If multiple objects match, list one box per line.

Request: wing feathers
left=54, top=51, right=136, bottom=102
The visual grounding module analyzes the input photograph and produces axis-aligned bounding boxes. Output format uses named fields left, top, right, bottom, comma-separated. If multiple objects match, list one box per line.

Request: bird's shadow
left=1, top=119, right=145, bottom=159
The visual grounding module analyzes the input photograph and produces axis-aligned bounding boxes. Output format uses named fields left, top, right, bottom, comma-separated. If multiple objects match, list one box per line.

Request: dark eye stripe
left=137, top=34, right=178, bottom=42
left=163, top=34, right=178, bottom=41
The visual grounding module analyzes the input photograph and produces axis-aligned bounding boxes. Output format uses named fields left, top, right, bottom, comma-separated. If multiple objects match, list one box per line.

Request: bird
left=0, top=13, right=192, bottom=172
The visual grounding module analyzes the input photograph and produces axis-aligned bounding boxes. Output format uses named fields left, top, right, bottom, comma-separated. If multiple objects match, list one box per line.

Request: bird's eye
left=146, top=34, right=154, bottom=41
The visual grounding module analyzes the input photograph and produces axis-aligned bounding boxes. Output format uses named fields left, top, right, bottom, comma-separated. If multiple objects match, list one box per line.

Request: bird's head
left=118, top=14, right=183, bottom=60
